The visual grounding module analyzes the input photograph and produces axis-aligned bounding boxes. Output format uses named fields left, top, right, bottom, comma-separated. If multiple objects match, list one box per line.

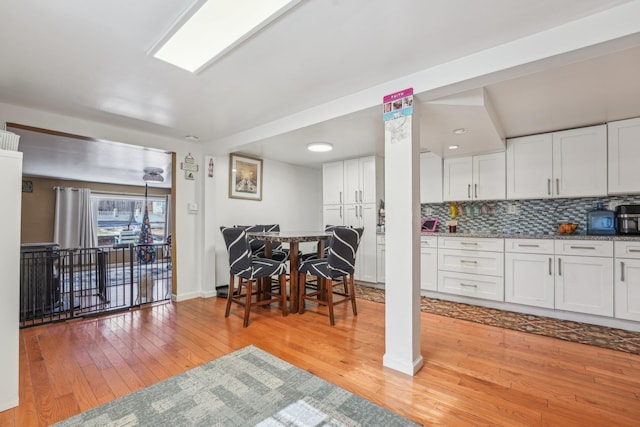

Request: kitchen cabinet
left=443, top=152, right=505, bottom=201
left=322, top=204, right=344, bottom=227
left=420, top=235, right=437, bottom=291
left=377, top=234, right=385, bottom=284
left=554, top=240, right=613, bottom=317
left=437, top=237, right=504, bottom=301
left=614, top=241, right=640, bottom=321
left=608, top=117, right=640, bottom=195
left=504, top=239, right=555, bottom=309
left=322, top=161, right=344, bottom=205
left=506, top=124, right=607, bottom=199
left=345, top=203, right=377, bottom=282
left=420, top=152, right=443, bottom=203
left=344, top=156, right=378, bottom=204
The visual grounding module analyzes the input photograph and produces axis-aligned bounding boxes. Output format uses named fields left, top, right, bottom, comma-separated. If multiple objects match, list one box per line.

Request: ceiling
left=2, top=0, right=640, bottom=183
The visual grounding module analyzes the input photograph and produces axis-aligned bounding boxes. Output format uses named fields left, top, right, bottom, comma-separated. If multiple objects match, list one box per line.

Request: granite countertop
left=419, top=232, right=640, bottom=241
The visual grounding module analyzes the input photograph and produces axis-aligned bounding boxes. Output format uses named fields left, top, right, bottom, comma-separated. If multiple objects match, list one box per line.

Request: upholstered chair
left=298, top=227, right=363, bottom=325
left=220, top=226, right=288, bottom=327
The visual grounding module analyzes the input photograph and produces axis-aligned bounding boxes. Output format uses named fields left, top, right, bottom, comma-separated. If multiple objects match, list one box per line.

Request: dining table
left=246, top=230, right=332, bottom=314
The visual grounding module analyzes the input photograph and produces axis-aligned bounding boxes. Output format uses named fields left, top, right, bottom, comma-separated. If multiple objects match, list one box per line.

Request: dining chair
left=240, top=224, right=290, bottom=262
left=220, top=226, right=288, bottom=327
left=298, top=227, right=363, bottom=325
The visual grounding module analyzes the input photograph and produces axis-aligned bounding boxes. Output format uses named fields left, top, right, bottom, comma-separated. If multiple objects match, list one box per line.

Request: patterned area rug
left=53, top=345, right=418, bottom=427
left=355, top=285, right=640, bottom=355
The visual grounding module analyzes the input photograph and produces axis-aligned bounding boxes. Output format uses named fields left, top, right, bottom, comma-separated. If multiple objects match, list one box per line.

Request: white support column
left=382, top=99, right=423, bottom=375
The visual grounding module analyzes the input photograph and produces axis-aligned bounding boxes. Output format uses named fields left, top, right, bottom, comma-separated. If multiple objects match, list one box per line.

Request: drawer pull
left=558, top=258, right=562, bottom=276
left=629, top=249, right=640, bottom=253
left=621, top=261, right=625, bottom=282
left=569, top=246, right=596, bottom=250
left=460, top=283, right=478, bottom=288
left=547, top=178, right=551, bottom=195
left=549, top=257, right=552, bottom=275
left=518, top=244, right=540, bottom=248
left=460, top=242, right=478, bottom=246
left=460, top=260, right=478, bottom=264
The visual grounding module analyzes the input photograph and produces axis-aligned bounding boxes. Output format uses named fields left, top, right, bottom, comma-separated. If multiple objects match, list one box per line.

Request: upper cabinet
left=507, top=124, right=607, bottom=199
left=443, top=152, right=505, bottom=201
left=322, top=161, right=344, bottom=205
left=420, top=152, right=443, bottom=204
left=608, top=117, right=640, bottom=195
left=344, top=156, right=379, bottom=204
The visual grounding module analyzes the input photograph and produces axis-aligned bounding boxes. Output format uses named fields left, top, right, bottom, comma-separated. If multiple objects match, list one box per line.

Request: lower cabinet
left=505, top=239, right=555, bottom=309
left=345, top=203, right=377, bottom=283
left=615, top=241, right=640, bottom=321
left=437, top=271, right=504, bottom=301
left=554, top=240, right=613, bottom=317
left=376, top=234, right=385, bottom=284
left=420, top=235, right=437, bottom=291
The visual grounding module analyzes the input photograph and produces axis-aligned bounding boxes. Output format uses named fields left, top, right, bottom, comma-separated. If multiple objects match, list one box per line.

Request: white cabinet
left=345, top=203, right=377, bottom=282
left=0, top=150, right=22, bottom=411
left=344, top=156, right=377, bottom=205
left=322, top=161, right=344, bottom=205
left=437, top=237, right=504, bottom=301
left=420, top=152, right=443, bottom=203
left=443, top=152, right=505, bottom=201
left=614, top=241, right=640, bottom=321
left=322, top=204, right=344, bottom=226
left=608, top=117, right=640, bottom=194
left=505, top=239, right=555, bottom=309
left=507, top=125, right=607, bottom=199
left=420, top=235, right=437, bottom=291
left=377, top=234, right=385, bottom=284
left=554, top=240, right=613, bottom=316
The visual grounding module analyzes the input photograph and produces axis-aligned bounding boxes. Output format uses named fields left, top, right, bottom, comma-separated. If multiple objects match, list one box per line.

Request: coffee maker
left=616, top=205, right=640, bottom=235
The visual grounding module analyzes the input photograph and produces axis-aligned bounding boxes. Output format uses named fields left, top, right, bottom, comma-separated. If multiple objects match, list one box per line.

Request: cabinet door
left=377, top=239, right=385, bottom=284
left=322, top=205, right=344, bottom=227
left=552, top=125, right=607, bottom=198
left=506, top=134, right=553, bottom=199
left=343, top=159, right=360, bottom=204
left=505, top=253, right=554, bottom=308
left=359, top=156, right=377, bottom=204
left=322, top=161, right=344, bottom=205
left=615, top=258, right=640, bottom=321
left=420, top=247, right=437, bottom=291
left=555, top=255, right=613, bottom=316
left=608, top=117, right=640, bottom=194
left=357, top=203, right=378, bottom=283
left=443, top=156, right=473, bottom=201
left=420, top=152, right=443, bottom=203
left=473, top=152, right=505, bottom=200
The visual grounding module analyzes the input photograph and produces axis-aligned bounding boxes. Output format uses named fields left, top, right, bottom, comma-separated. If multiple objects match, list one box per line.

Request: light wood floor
left=2, top=296, right=640, bottom=426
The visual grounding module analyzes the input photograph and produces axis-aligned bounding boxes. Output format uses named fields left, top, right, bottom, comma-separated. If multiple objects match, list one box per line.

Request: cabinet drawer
left=554, top=240, right=613, bottom=257
left=615, top=241, right=640, bottom=259
left=437, top=271, right=504, bottom=301
left=505, top=239, right=554, bottom=254
left=438, top=249, right=504, bottom=277
left=438, top=237, right=504, bottom=252
left=420, top=235, right=437, bottom=247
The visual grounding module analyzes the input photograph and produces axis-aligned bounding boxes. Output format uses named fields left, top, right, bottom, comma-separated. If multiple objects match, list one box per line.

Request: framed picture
left=229, top=153, right=263, bottom=201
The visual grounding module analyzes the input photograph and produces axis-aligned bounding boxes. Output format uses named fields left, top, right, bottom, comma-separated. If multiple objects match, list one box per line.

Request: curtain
left=53, top=187, right=97, bottom=249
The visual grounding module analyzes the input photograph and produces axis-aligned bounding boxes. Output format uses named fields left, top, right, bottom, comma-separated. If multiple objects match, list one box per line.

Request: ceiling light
left=448, top=145, right=459, bottom=150
left=152, top=0, right=302, bottom=73
left=307, top=142, right=333, bottom=152
left=185, top=135, right=199, bottom=142
left=453, top=128, right=468, bottom=134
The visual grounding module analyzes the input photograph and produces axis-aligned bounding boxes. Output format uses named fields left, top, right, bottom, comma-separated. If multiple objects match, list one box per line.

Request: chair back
left=244, top=224, right=282, bottom=253
left=220, top=227, right=253, bottom=278
left=327, top=227, right=363, bottom=277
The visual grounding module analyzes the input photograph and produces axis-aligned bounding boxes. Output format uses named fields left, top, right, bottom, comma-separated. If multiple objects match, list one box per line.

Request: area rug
left=53, top=345, right=418, bottom=427
left=355, top=284, right=640, bottom=355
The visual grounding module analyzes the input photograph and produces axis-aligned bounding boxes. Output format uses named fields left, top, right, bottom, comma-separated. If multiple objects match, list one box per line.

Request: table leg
left=289, top=241, right=299, bottom=313
left=262, top=241, right=273, bottom=301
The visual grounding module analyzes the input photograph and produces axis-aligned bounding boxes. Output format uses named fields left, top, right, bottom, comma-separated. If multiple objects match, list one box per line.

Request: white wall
left=207, top=154, right=322, bottom=288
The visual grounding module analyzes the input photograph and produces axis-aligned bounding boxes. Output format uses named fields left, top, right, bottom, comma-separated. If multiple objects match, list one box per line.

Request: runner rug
left=53, top=345, right=417, bottom=427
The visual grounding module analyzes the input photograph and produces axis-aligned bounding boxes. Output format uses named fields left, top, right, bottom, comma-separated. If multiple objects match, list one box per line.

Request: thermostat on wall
left=187, top=202, right=198, bottom=213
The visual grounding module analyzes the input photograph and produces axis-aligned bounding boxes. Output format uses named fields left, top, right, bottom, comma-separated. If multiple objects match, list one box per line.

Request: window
left=92, top=194, right=168, bottom=247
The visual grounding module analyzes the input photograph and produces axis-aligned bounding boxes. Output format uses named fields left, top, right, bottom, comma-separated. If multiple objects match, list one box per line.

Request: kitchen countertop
left=420, top=232, right=640, bottom=241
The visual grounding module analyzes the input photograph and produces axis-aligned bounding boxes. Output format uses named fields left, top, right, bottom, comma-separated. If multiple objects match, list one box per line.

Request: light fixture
left=152, top=0, right=302, bottom=73
left=453, top=128, right=468, bottom=134
left=307, top=142, right=333, bottom=152
left=185, top=135, right=199, bottom=142
left=143, top=167, right=165, bottom=182
left=448, top=145, right=459, bottom=150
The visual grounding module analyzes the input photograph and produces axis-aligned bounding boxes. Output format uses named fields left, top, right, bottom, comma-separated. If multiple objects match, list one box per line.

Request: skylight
left=152, top=0, right=301, bottom=73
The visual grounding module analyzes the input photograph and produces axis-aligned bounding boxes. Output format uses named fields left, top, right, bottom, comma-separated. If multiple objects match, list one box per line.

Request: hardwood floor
left=2, top=296, right=640, bottom=426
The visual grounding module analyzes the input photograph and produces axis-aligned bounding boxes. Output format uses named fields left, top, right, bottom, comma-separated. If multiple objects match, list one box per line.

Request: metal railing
left=19, top=243, right=172, bottom=328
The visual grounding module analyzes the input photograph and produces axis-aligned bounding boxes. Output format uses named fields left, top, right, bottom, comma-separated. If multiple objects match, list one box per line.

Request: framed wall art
left=228, top=153, right=263, bottom=201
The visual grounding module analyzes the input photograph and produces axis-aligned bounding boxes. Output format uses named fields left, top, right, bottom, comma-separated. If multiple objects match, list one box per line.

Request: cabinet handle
left=461, top=242, right=478, bottom=246
left=518, top=244, right=540, bottom=248
left=468, top=184, right=471, bottom=199
left=621, top=261, right=625, bottom=282
left=460, top=283, right=478, bottom=288
left=339, top=191, right=342, bottom=204
left=359, top=190, right=363, bottom=203
left=629, top=249, right=640, bottom=253
left=549, top=257, right=552, bottom=275
left=360, top=205, right=362, bottom=218
left=355, top=190, right=358, bottom=202
left=547, top=178, right=551, bottom=195
left=460, top=260, right=478, bottom=264
left=569, top=246, right=596, bottom=250
left=340, top=206, right=342, bottom=219
left=474, top=184, right=478, bottom=199
left=558, top=258, right=562, bottom=276
left=556, top=178, right=560, bottom=195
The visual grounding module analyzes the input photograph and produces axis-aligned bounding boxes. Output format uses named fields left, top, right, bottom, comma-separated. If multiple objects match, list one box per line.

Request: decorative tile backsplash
left=421, top=195, right=640, bottom=235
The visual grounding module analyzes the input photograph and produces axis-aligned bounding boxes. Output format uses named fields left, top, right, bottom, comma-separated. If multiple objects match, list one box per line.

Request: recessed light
left=448, top=145, right=459, bottom=150
left=453, top=128, right=468, bottom=134
left=307, top=142, right=333, bottom=152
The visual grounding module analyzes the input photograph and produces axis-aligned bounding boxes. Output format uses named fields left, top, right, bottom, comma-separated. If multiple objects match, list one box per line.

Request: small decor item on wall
left=22, top=180, right=33, bottom=193
left=229, top=153, right=263, bottom=201
left=185, top=171, right=195, bottom=180
left=208, top=158, right=214, bottom=178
